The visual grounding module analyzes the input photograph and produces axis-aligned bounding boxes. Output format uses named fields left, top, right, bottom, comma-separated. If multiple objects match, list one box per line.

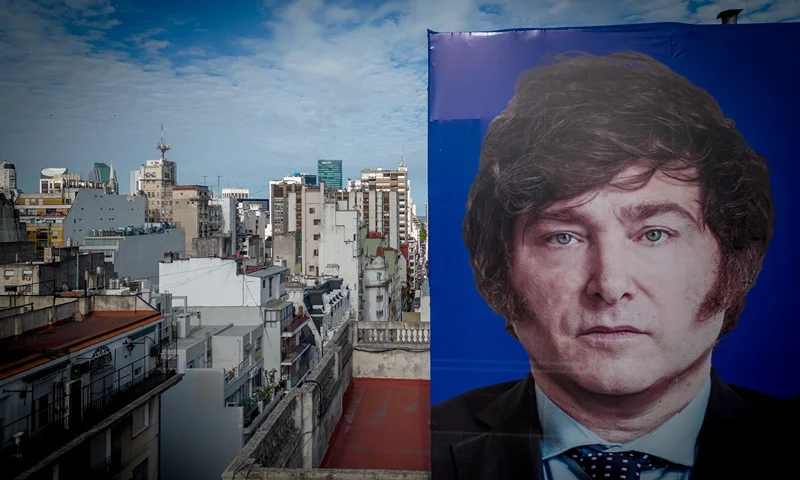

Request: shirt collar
left=537, top=378, right=711, bottom=467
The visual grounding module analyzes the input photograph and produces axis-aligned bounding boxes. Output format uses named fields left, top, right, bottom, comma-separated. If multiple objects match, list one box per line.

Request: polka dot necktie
left=566, top=449, right=669, bottom=479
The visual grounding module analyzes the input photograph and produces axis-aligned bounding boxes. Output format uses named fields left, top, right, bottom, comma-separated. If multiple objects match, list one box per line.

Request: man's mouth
left=580, top=326, right=647, bottom=338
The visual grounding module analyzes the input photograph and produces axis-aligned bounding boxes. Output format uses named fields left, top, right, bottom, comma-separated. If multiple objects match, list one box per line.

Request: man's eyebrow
left=531, top=201, right=701, bottom=227
left=619, top=201, right=701, bottom=226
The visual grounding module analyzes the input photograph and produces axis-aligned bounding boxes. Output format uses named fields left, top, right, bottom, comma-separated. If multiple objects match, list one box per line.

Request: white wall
left=210, top=197, right=237, bottom=256
left=64, top=189, right=147, bottom=244
left=160, top=369, right=244, bottom=480
left=319, top=204, right=359, bottom=317
left=113, top=230, right=185, bottom=285
left=159, top=259, right=252, bottom=306
left=363, top=257, right=390, bottom=322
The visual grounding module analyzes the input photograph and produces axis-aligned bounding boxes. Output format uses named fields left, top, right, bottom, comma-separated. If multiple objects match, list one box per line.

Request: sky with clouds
left=2, top=0, right=799, bottom=207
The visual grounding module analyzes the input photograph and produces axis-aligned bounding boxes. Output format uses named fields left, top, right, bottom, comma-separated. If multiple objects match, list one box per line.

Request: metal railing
left=0, top=341, right=178, bottom=477
left=224, top=358, right=251, bottom=385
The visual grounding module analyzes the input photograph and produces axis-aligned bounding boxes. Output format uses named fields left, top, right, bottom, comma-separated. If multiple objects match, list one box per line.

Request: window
left=132, top=458, right=149, bottom=480
left=313, top=234, right=320, bottom=240
left=313, top=249, right=319, bottom=256
left=262, top=278, right=266, bottom=288
left=313, top=219, right=320, bottom=225
left=309, top=207, right=315, bottom=214
left=132, top=403, right=150, bottom=437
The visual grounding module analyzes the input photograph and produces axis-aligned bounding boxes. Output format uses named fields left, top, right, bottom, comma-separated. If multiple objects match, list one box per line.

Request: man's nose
left=584, top=238, right=635, bottom=306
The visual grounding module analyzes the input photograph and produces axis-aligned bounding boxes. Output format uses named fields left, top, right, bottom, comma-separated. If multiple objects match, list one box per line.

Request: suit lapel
left=691, top=369, right=778, bottom=479
left=451, top=374, right=544, bottom=480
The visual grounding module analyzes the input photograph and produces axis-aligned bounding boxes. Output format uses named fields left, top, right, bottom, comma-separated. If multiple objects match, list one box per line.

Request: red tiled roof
left=321, top=378, right=431, bottom=471
left=0, top=310, right=162, bottom=381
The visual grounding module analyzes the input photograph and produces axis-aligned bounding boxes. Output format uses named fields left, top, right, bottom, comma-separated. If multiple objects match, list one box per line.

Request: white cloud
left=1, top=0, right=799, bottom=205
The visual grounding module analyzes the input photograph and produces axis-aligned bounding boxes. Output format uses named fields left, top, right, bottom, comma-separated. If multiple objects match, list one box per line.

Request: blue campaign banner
left=428, top=22, right=800, bottom=405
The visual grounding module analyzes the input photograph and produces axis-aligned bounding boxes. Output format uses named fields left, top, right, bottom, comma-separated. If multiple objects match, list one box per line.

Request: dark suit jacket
left=431, top=371, right=796, bottom=479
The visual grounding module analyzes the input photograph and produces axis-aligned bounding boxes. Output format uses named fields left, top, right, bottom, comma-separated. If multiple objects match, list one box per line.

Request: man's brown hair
left=463, top=51, right=774, bottom=338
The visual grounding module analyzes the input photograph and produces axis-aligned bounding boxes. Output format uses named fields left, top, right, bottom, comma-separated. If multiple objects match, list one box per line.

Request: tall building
left=0, top=160, right=17, bottom=195
left=171, top=185, right=219, bottom=257
left=88, top=162, right=111, bottom=183
left=140, top=126, right=178, bottom=223
left=317, top=159, right=343, bottom=190
left=270, top=182, right=323, bottom=276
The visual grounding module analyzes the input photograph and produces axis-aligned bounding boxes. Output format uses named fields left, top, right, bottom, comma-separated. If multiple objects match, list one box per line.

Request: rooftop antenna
left=217, top=175, right=222, bottom=197
left=399, top=146, right=407, bottom=169
left=156, top=124, right=172, bottom=161
left=717, top=9, right=743, bottom=24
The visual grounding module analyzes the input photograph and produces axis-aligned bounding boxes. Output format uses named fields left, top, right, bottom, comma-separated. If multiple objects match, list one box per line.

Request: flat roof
left=245, top=265, right=288, bottom=277
left=320, top=378, right=430, bottom=471
left=215, top=325, right=258, bottom=337
left=0, top=310, right=163, bottom=381
left=264, top=298, right=292, bottom=310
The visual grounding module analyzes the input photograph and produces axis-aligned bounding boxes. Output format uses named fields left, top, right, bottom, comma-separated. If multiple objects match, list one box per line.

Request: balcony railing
left=281, top=343, right=311, bottom=366
left=83, top=446, right=122, bottom=479
left=0, top=341, right=179, bottom=478
left=282, top=314, right=308, bottom=336
left=224, top=358, right=252, bottom=385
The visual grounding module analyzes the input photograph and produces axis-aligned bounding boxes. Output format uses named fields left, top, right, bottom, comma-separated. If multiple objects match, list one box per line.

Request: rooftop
left=321, top=378, right=430, bottom=471
left=215, top=325, right=259, bottom=337
left=245, top=265, right=289, bottom=277
left=224, top=321, right=431, bottom=480
left=0, top=310, right=162, bottom=381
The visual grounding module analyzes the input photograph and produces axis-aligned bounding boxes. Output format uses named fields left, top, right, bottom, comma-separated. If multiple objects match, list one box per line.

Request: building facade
left=171, top=185, right=220, bottom=257
left=139, top=159, right=177, bottom=223
left=270, top=182, right=323, bottom=276
left=0, top=160, right=17, bottom=196
left=0, top=295, right=182, bottom=480
left=63, top=189, right=147, bottom=246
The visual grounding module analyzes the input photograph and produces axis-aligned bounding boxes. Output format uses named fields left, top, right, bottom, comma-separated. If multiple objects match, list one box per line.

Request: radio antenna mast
left=156, top=124, right=172, bottom=161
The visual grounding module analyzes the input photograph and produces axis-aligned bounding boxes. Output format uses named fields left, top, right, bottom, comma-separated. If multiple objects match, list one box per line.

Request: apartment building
left=139, top=159, right=177, bottom=223
left=171, top=185, right=222, bottom=257
left=0, top=295, right=182, bottom=480
left=270, top=182, right=323, bottom=276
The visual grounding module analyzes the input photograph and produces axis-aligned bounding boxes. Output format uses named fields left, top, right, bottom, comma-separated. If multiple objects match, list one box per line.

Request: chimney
left=717, top=9, right=743, bottom=24
left=163, top=252, right=173, bottom=263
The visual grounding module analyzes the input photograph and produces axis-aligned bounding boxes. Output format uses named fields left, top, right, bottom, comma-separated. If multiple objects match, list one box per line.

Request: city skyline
left=2, top=1, right=800, bottom=207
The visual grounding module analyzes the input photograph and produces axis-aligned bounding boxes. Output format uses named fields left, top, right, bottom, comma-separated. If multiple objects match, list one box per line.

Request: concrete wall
left=161, top=369, right=244, bottom=480
left=116, top=395, right=160, bottom=480
left=159, top=259, right=250, bottom=307
left=273, top=233, right=298, bottom=274
left=319, top=205, right=359, bottom=317
left=0, top=242, right=36, bottom=264
left=63, top=189, right=146, bottom=245
left=113, top=229, right=185, bottom=285
left=353, top=348, right=429, bottom=380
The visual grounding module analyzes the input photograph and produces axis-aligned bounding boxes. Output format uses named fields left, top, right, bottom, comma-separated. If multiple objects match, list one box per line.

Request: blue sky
left=2, top=1, right=799, bottom=207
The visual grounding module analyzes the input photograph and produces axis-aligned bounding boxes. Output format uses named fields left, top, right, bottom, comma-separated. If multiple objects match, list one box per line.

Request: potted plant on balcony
left=255, top=369, right=281, bottom=407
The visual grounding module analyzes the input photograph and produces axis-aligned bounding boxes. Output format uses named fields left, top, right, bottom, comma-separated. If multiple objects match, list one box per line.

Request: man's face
left=509, top=166, right=725, bottom=395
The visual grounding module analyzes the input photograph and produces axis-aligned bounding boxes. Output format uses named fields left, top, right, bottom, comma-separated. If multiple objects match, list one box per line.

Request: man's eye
left=551, top=233, right=574, bottom=245
left=642, top=229, right=668, bottom=243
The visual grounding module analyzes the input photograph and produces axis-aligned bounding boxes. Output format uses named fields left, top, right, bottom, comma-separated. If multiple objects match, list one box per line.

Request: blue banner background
left=428, top=22, right=800, bottom=405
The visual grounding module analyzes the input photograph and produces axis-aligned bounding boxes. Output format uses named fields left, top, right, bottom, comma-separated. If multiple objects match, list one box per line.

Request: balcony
left=224, top=357, right=252, bottom=385
left=0, top=342, right=181, bottom=479
left=282, top=313, right=309, bottom=338
left=223, top=321, right=430, bottom=480
left=281, top=343, right=311, bottom=366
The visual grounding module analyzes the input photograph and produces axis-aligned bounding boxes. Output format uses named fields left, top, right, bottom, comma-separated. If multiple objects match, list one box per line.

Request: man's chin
left=568, top=365, right=664, bottom=397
